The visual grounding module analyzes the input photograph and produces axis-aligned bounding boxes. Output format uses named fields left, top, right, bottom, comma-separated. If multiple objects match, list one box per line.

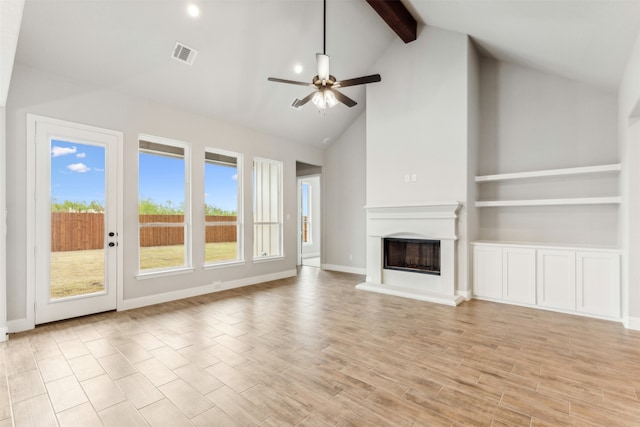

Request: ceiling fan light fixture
left=324, top=90, right=338, bottom=108
left=312, top=91, right=326, bottom=109
left=312, top=89, right=338, bottom=110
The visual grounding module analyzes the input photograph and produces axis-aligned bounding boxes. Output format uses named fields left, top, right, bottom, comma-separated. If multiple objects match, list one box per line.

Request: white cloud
left=67, top=163, right=90, bottom=173
left=231, top=173, right=238, bottom=181
left=51, top=146, right=77, bottom=157
left=76, top=152, right=86, bottom=158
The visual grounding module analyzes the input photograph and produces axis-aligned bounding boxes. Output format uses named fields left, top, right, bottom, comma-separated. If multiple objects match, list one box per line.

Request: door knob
left=108, top=232, right=115, bottom=237
left=108, top=242, right=115, bottom=247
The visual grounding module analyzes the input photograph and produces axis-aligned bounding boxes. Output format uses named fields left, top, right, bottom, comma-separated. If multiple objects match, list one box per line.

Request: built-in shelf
left=475, top=163, right=621, bottom=183
left=475, top=163, right=621, bottom=207
left=475, top=196, right=621, bottom=207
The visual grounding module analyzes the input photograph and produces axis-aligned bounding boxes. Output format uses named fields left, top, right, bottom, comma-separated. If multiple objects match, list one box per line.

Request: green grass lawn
left=50, top=242, right=238, bottom=299
left=50, top=249, right=105, bottom=299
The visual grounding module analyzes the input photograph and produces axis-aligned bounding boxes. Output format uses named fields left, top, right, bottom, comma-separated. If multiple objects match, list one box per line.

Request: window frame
left=252, top=157, right=284, bottom=260
left=137, top=134, right=192, bottom=277
left=203, top=147, right=243, bottom=267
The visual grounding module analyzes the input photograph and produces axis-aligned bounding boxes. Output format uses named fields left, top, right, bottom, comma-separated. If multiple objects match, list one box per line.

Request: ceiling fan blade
left=316, top=53, right=330, bottom=81
left=268, top=77, right=314, bottom=87
left=331, top=89, right=357, bottom=108
left=292, top=91, right=317, bottom=109
left=334, top=74, right=381, bottom=88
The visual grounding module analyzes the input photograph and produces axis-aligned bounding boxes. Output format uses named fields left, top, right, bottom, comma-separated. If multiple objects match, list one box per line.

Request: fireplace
left=384, top=238, right=440, bottom=275
left=356, top=202, right=464, bottom=306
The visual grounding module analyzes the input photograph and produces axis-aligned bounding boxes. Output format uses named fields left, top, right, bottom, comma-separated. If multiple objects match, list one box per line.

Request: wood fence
left=51, top=213, right=237, bottom=252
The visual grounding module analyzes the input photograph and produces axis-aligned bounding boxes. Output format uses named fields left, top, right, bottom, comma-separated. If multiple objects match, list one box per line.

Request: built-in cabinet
left=536, top=250, right=576, bottom=311
left=472, top=242, right=620, bottom=319
left=576, top=251, right=620, bottom=317
left=502, top=247, right=536, bottom=304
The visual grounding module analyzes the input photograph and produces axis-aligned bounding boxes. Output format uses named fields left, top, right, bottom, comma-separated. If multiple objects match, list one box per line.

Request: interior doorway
left=296, top=162, right=321, bottom=268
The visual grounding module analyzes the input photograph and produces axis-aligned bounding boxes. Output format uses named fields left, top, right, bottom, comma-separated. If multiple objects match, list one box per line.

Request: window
left=205, top=149, right=242, bottom=265
left=301, top=182, right=311, bottom=244
left=138, top=137, right=190, bottom=272
left=253, top=158, right=283, bottom=258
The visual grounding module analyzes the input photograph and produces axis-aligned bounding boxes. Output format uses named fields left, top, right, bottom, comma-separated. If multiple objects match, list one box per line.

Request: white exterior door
left=33, top=117, right=121, bottom=324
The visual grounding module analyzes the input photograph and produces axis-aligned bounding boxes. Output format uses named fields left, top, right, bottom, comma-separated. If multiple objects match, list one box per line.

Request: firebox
left=383, top=238, right=441, bottom=275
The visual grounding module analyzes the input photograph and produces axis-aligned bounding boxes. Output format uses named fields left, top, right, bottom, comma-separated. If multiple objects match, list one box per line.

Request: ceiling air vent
left=172, top=42, right=198, bottom=65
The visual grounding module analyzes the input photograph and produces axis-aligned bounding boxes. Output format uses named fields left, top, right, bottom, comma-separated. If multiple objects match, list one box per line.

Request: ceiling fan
left=268, top=0, right=381, bottom=110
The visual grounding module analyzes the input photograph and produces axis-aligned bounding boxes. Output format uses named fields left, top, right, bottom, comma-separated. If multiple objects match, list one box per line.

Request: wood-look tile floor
left=2, top=267, right=640, bottom=426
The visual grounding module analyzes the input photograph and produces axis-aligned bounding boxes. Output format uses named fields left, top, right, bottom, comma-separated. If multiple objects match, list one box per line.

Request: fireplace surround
left=356, top=202, right=464, bottom=306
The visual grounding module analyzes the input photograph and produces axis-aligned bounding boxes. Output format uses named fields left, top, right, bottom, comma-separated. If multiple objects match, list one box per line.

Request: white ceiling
left=10, top=0, right=640, bottom=147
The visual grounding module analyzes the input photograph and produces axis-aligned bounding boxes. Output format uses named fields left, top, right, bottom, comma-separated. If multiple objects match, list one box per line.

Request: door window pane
left=49, top=140, right=106, bottom=299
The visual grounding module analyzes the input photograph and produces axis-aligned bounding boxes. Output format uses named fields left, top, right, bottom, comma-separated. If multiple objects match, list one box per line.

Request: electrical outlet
left=404, top=174, right=410, bottom=182
left=411, top=174, right=417, bottom=182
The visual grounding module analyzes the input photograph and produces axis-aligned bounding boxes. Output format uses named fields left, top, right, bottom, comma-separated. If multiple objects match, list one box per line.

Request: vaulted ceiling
left=7, top=0, right=640, bottom=147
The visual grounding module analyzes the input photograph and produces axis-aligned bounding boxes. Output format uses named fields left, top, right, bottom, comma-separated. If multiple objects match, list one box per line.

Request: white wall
left=466, top=41, right=480, bottom=294
left=0, top=107, right=7, bottom=339
left=478, top=58, right=619, bottom=246
left=619, top=30, right=640, bottom=328
left=366, top=26, right=472, bottom=293
left=322, top=113, right=366, bottom=274
left=6, top=64, right=324, bottom=326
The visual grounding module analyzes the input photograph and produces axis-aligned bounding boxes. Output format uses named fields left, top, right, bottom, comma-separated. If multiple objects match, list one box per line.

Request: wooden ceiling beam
left=366, top=0, right=417, bottom=43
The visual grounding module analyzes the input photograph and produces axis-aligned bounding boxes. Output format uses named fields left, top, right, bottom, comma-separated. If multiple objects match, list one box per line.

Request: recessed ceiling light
left=187, top=4, right=200, bottom=17
left=294, top=64, right=303, bottom=74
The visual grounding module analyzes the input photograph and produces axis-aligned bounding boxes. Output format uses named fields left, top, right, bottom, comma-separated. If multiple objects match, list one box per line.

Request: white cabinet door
left=473, top=245, right=502, bottom=299
left=502, top=248, right=536, bottom=304
left=576, top=252, right=620, bottom=318
left=537, top=250, right=576, bottom=311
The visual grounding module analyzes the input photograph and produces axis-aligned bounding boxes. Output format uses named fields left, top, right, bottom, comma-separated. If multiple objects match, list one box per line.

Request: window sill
left=135, top=267, right=195, bottom=280
left=252, top=255, right=285, bottom=264
left=204, top=260, right=246, bottom=270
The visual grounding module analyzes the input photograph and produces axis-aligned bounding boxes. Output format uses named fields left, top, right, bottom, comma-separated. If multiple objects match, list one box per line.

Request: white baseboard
left=322, top=264, right=366, bottom=275
left=0, top=326, right=8, bottom=342
left=7, top=317, right=33, bottom=334
left=120, top=270, right=297, bottom=311
left=457, top=289, right=472, bottom=301
left=623, top=316, right=640, bottom=330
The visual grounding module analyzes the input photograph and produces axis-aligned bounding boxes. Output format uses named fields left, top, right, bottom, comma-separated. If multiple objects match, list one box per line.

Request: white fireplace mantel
left=356, top=201, right=464, bottom=306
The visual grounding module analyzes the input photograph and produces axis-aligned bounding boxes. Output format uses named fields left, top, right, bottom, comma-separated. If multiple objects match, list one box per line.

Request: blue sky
left=204, top=162, right=238, bottom=212
left=50, top=140, right=105, bottom=205
left=140, top=153, right=238, bottom=212
left=51, top=140, right=239, bottom=212
left=139, top=152, right=185, bottom=209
